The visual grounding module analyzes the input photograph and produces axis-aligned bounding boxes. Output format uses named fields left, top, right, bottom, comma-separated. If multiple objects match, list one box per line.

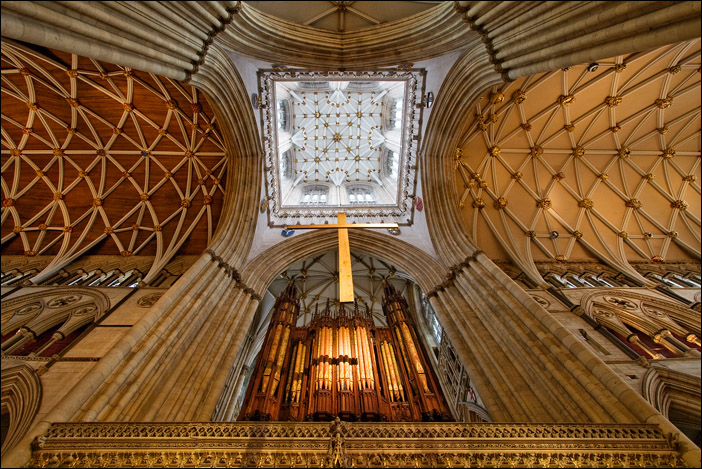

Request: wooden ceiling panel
left=1, top=40, right=228, bottom=280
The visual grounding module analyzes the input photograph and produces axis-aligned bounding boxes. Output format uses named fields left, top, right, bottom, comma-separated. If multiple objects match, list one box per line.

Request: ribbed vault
left=245, top=1, right=443, bottom=32
left=1, top=41, right=228, bottom=283
left=455, top=40, right=701, bottom=284
left=0, top=2, right=701, bottom=467
left=240, top=229, right=445, bottom=295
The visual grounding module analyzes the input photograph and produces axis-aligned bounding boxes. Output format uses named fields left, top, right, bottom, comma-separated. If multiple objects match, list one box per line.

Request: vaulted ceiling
left=245, top=1, right=441, bottom=32
left=1, top=41, right=227, bottom=271
left=283, top=82, right=395, bottom=191
left=455, top=40, right=701, bottom=277
left=268, top=250, right=414, bottom=326
left=2, top=3, right=700, bottom=289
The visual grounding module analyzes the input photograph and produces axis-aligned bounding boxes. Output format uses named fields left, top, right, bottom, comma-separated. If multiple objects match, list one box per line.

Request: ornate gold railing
left=29, top=420, right=687, bottom=468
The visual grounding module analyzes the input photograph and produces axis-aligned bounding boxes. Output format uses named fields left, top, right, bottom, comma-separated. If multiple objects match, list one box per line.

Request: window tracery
left=583, top=292, right=700, bottom=360
left=1, top=288, right=109, bottom=357
left=347, top=186, right=375, bottom=205
left=301, top=186, right=329, bottom=205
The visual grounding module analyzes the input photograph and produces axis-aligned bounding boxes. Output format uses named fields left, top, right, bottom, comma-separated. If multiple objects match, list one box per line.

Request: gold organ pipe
left=394, top=326, right=411, bottom=379
left=365, top=327, right=375, bottom=389
left=393, top=327, right=411, bottom=399
left=292, top=347, right=299, bottom=402
left=328, top=327, right=333, bottom=356
left=353, top=326, right=366, bottom=382
left=386, top=343, right=401, bottom=401
left=335, top=356, right=344, bottom=391
left=358, top=327, right=366, bottom=387
left=352, top=329, right=361, bottom=390
left=329, top=327, right=334, bottom=391
left=337, top=327, right=342, bottom=356
left=321, top=328, right=326, bottom=391
left=345, top=361, right=350, bottom=391
left=354, top=327, right=365, bottom=387
left=339, top=327, right=348, bottom=391
left=401, top=323, right=425, bottom=374
left=261, top=324, right=283, bottom=392
left=316, top=328, right=321, bottom=358
left=318, top=328, right=326, bottom=390
left=320, top=328, right=326, bottom=357
left=285, top=342, right=298, bottom=402
left=386, top=342, right=401, bottom=402
left=296, top=344, right=306, bottom=402
left=290, top=341, right=302, bottom=402
left=294, top=342, right=302, bottom=403
left=401, top=323, right=429, bottom=393
left=346, top=327, right=352, bottom=391
left=345, top=327, right=350, bottom=357
left=364, top=333, right=370, bottom=388
left=380, top=343, right=394, bottom=402
left=270, top=326, right=290, bottom=396
left=363, top=327, right=375, bottom=389
left=340, top=362, right=345, bottom=392
left=269, top=324, right=283, bottom=364
left=340, top=326, right=345, bottom=356
left=387, top=343, right=404, bottom=400
left=315, top=330, right=321, bottom=392
left=325, top=327, right=330, bottom=355
left=388, top=344, right=406, bottom=401
left=330, top=326, right=335, bottom=358
left=326, top=327, right=332, bottom=391
left=345, top=327, right=349, bottom=356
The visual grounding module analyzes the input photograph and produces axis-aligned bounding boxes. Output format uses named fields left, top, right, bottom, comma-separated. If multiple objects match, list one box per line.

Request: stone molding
left=642, top=364, right=701, bottom=423
left=1, top=358, right=42, bottom=454
left=205, top=249, right=260, bottom=301
left=218, top=2, right=475, bottom=69
left=28, top=421, right=686, bottom=468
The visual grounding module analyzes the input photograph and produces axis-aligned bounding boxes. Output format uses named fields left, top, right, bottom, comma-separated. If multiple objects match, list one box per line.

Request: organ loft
left=239, top=283, right=452, bottom=422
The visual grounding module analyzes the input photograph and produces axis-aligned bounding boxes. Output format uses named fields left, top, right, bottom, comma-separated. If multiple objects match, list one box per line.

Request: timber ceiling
left=456, top=40, right=701, bottom=275
left=1, top=41, right=227, bottom=269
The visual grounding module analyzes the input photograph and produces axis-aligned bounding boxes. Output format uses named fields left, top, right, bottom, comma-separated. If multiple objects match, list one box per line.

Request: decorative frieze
left=28, top=421, right=685, bottom=468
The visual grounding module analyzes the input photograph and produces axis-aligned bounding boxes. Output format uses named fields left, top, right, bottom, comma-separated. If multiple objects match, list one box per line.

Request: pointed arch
left=1, top=359, right=42, bottom=454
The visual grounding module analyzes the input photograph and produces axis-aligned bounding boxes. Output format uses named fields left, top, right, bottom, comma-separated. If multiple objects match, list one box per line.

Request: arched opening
left=0, top=359, right=42, bottom=455
left=214, top=245, right=489, bottom=423
left=642, top=365, right=701, bottom=448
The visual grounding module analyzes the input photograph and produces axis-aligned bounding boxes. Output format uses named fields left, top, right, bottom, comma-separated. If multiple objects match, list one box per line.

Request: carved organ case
left=239, top=284, right=452, bottom=422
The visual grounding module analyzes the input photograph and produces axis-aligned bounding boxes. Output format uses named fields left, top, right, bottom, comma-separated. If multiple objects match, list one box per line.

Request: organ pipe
left=240, top=284, right=451, bottom=422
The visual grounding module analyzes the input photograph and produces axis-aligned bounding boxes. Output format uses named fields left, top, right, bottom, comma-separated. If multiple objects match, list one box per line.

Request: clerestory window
left=347, top=186, right=375, bottom=204
left=301, top=185, right=329, bottom=205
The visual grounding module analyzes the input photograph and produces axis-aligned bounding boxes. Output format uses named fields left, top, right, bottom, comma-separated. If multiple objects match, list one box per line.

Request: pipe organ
left=239, top=284, right=452, bottom=422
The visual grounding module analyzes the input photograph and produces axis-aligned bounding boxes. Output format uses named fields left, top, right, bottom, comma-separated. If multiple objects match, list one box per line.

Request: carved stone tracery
left=27, top=421, right=687, bottom=468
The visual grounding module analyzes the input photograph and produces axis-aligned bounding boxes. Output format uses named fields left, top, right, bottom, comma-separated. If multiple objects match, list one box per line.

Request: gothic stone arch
left=1, top=358, right=42, bottom=454
left=1, top=288, right=110, bottom=355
